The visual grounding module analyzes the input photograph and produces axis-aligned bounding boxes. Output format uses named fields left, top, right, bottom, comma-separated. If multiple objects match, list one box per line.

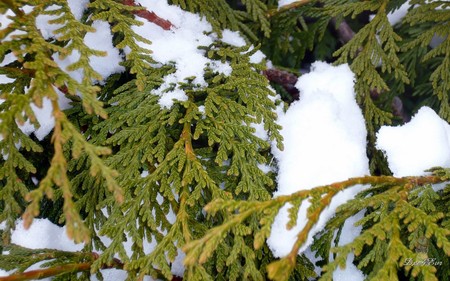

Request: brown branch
left=274, top=174, right=445, bottom=205
left=392, top=96, right=410, bottom=122
left=263, top=69, right=300, bottom=100
left=122, top=0, right=174, bottom=30
left=0, top=247, right=187, bottom=281
left=0, top=263, right=92, bottom=281
left=0, top=252, right=124, bottom=281
left=330, top=18, right=355, bottom=45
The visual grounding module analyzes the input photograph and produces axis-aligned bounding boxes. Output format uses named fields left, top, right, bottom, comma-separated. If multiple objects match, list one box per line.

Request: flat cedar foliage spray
left=0, top=0, right=449, bottom=281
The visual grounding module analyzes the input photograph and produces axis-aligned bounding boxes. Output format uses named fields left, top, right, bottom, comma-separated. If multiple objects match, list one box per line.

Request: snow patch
left=387, top=2, right=410, bottom=25
left=332, top=211, right=366, bottom=281
left=19, top=97, right=55, bottom=141
left=268, top=62, right=369, bottom=259
left=278, top=0, right=298, bottom=8
left=221, top=29, right=246, bottom=47
left=376, top=106, right=450, bottom=177
left=54, top=20, right=124, bottom=83
left=12, top=219, right=83, bottom=251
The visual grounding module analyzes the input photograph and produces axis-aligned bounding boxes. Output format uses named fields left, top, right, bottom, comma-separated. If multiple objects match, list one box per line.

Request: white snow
left=376, top=106, right=450, bottom=177
left=12, top=219, right=83, bottom=251
left=1, top=1, right=123, bottom=141
left=271, top=62, right=368, bottom=194
left=132, top=0, right=213, bottom=103
left=34, top=5, right=64, bottom=40
left=152, top=74, right=189, bottom=109
left=221, top=29, right=246, bottom=47
left=368, top=1, right=410, bottom=26
left=278, top=0, right=298, bottom=8
left=386, top=2, right=410, bottom=25
left=210, top=60, right=233, bottom=76
left=54, top=20, right=124, bottom=83
left=13, top=89, right=72, bottom=141
left=258, top=163, right=274, bottom=174
left=332, top=211, right=366, bottom=281
left=249, top=50, right=265, bottom=64
left=131, top=0, right=261, bottom=110
left=0, top=269, right=9, bottom=277
left=4, top=1, right=450, bottom=280
left=68, top=0, right=89, bottom=21
left=267, top=62, right=369, bottom=265
left=18, top=97, right=55, bottom=141
left=171, top=248, right=186, bottom=277
left=0, top=53, right=16, bottom=85
left=83, top=21, right=124, bottom=79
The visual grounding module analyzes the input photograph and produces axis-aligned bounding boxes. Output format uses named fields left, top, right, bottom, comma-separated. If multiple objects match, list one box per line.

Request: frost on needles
left=1, top=1, right=450, bottom=281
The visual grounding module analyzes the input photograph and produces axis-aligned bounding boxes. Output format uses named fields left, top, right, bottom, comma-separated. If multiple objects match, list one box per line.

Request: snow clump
left=267, top=62, right=369, bottom=280
left=377, top=106, right=450, bottom=177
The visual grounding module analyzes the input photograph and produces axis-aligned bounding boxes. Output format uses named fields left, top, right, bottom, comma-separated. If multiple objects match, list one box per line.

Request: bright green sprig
left=89, top=0, right=154, bottom=91
left=403, top=0, right=450, bottom=120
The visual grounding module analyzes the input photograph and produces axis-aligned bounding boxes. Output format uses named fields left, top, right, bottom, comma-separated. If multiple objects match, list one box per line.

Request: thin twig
left=0, top=263, right=92, bottom=281
left=330, top=18, right=355, bottom=45
left=263, top=69, right=300, bottom=100
left=268, top=0, right=315, bottom=17
left=0, top=250, right=124, bottom=281
left=122, top=0, right=174, bottom=30
left=280, top=174, right=444, bottom=203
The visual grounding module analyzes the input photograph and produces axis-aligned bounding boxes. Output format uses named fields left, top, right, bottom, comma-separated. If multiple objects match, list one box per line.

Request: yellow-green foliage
left=0, top=1, right=449, bottom=281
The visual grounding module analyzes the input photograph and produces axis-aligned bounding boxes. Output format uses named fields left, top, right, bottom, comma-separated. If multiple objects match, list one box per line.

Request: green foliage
left=1, top=1, right=449, bottom=281
left=315, top=179, right=450, bottom=281
left=0, top=0, right=120, bottom=246
left=89, top=0, right=155, bottom=91
left=263, top=1, right=331, bottom=69
left=402, top=0, right=450, bottom=120
left=82, top=40, right=283, bottom=280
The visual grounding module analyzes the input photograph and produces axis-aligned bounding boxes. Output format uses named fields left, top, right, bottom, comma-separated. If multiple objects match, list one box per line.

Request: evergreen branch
left=1, top=0, right=24, bottom=17
left=226, top=173, right=446, bottom=222
left=330, top=17, right=409, bottom=121
left=183, top=201, right=273, bottom=265
left=0, top=252, right=124, bottom=281
left=90, top=0, right=157, bottom=91
left=268, top=191, right=337, bottom=281
left=0, top=66, right=81, bottom=103
left=22, top=94, right=90, bottom=244
left=179, top=102, right=196, bottom=244
left=319, top=180, right=449, bottom=280
left=241, top=0, right=271, bottom=37
left=268, top=0, right=315, bottom=17
left=0, top=263, right=91, bottom=281
left=0, top=2, right=122, bottom=245
left=184, top=173, right=446, bottom=278
left=122, top=0, right=174, bottom=30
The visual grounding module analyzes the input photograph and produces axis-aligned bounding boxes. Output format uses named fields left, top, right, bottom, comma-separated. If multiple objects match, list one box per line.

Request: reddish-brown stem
left=0, top=248, right=187, bottom=281
left=122, top=0, right=174, bottom=30
left=0, top=263, right=92, bottom=281
left=0, top=252, right=124, bottom=281
left=263, top=69, right=300, bottom=100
